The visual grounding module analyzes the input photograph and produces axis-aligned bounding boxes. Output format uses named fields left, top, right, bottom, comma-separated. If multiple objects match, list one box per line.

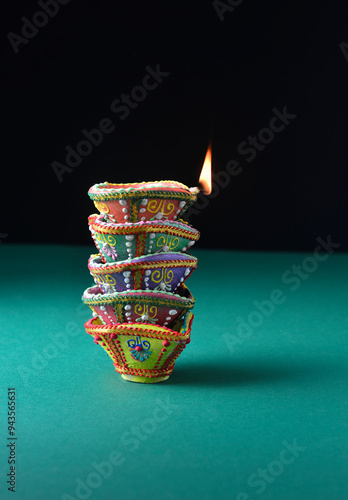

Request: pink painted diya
left=84, top=312, right=193, bottom=383
left=88, top=252, right=198, bottom=294
left=88, top=213, right=199, bottom=263
left=82, top=284, right=194, bottom=328
left=88, top=181, right=197, bottom=223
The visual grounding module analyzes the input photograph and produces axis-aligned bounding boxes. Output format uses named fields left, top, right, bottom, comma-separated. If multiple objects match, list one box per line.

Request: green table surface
left=1, top=244, right=348, bottom=500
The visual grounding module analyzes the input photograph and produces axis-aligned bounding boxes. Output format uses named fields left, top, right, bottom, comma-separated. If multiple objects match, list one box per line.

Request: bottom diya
left=84, top=312, right=193, bottom=383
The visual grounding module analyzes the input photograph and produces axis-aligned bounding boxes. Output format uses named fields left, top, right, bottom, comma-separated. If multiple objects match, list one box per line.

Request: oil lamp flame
left=198, top=144, right=212, bottom=195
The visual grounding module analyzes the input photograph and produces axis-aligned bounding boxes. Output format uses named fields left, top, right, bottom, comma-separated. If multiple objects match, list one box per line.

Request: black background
left=1, top=0, right=347, bottom=251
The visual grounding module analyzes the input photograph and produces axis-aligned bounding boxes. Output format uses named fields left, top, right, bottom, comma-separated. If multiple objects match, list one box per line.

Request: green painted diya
left=84, top=312, right=193, bottom=383
left=88, top=213, right=199, bottom=263
left=82, top=283, right=195, bottom=328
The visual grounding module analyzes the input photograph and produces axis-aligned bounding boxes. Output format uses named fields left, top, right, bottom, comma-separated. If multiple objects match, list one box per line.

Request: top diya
left=88, top=181, right=197, bottom=224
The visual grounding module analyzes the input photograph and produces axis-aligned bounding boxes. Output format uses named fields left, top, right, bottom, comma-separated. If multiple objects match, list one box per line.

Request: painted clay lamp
left=82, top=145, right=212, bottom=383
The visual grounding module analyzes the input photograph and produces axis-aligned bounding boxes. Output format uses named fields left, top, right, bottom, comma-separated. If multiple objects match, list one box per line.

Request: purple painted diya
left=82, top=283, right=195, bottom=328
left=88, top=213, right=199, bottom=263
left=88, top=181, right=197, bottom=223
left=88, top=252, right=198, bottom=294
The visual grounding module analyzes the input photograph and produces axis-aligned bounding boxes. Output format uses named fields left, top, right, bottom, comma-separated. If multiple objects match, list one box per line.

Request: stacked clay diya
left=82, top=181, right=200, bottom=383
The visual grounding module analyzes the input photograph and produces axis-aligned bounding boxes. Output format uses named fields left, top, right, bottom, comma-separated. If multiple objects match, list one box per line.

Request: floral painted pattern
left=127, top=337, right=151, bottom=362
left=103, top=283, right=116, bottom=294
left=102, top=243, right=118, bottom=261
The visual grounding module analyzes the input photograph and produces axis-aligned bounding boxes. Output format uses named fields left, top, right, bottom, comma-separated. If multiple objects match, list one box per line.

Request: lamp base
left=121, top=374, right=169, bottom=384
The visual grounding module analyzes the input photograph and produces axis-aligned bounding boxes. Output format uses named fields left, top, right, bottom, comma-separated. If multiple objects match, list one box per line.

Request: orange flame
left=198, top=143, right=212, bottom=195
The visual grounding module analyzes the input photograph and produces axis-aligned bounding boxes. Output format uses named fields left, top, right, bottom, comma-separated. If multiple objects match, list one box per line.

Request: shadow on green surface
left=166, top=357, right=323, bottom=387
